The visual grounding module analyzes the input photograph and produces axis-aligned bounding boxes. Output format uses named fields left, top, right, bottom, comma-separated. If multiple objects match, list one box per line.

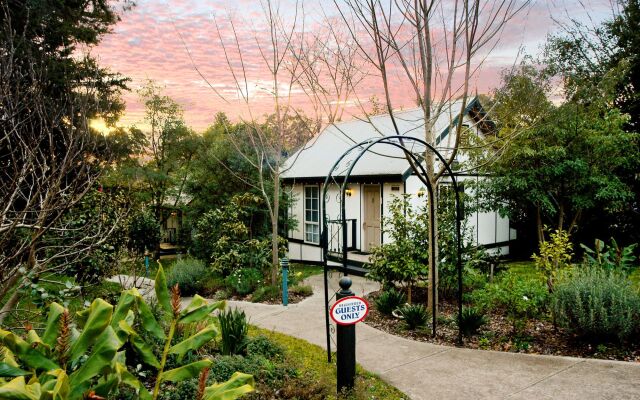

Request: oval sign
left=330, top=296, right=369, bottom=325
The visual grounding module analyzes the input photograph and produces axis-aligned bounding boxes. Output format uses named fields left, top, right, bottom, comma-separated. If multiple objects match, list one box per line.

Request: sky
left=92, top=0, right=615, bottom=132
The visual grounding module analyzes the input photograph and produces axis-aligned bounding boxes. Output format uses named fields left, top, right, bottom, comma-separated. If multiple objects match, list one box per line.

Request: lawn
left=250, top=326, right=409, bottom=399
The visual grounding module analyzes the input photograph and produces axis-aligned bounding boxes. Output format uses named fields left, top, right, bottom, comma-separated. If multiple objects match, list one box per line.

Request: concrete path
left=227, top=273, right=640, bottom=400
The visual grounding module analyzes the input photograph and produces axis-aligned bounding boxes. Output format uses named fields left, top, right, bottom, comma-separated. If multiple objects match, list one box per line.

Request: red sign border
left=330, top=296, right=370, bottom=326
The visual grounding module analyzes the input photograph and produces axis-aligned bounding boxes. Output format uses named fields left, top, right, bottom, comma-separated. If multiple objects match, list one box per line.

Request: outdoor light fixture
left=417, top=187, right=426, bottom=197
left=345, top=187, right=353, bottom=197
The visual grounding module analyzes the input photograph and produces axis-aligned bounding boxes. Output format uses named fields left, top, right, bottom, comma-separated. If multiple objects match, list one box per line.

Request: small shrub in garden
left=210, top=354, right=296, bottom=387
left=166, top=257, right=209, bottom=296
left=580, top=238, right=638, bottom=272
left=552, top=268, right=640, bottom=342
left=472, top=272, right=548, bottom=335
left=219, top=308, right=250, bottom=355
left=532, top=228, right=573, bottom=292
left=252, top=285, right=280, bottom=303
left=246, top=335, right=285, bottom=359
left=290, top=284, right=313, bottom=297
left=226, top=268, right=263, bottom=296
left=399, top=304, right=429, bottom=330
left=457, top=307, right=487, bottom=337
left=374, top=288, right=407, bottom=315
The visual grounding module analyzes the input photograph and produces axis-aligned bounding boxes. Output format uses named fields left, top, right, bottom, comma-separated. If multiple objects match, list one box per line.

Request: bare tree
left=178, top=0, right=363, bottom=285
left=335, top=0, right=529, bottom=312
left=0, top=9, right=126, bottom=324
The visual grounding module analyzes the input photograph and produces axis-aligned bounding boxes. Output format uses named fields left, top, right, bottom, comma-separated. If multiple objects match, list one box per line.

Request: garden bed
left=365, top=287, right=640, bottom=362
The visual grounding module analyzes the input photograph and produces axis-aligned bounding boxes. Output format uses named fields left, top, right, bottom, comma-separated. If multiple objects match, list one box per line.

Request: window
left=304, top=186, right=320, bottom=243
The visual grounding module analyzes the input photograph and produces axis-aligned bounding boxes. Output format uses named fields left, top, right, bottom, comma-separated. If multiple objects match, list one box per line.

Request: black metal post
left=336, top=277, right=356, bottom=393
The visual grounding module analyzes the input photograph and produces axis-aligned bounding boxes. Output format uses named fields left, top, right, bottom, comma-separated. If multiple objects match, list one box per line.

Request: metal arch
left=321, top=135, right=464, bottom=363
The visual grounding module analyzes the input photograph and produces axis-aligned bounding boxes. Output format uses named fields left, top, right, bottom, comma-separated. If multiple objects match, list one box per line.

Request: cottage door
left=363, top=185, right=381, bottom=252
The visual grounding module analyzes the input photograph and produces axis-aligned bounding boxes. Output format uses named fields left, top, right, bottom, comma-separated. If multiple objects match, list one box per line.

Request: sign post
left=330, top=277, right=369, bottom=394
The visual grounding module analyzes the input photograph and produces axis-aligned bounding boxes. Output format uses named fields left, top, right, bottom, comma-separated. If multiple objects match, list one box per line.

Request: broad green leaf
left=93, top=362, right=151, bottom=400
left=155, top=264, right=172, bottom=316
left=137, top=296, right=165, bottom=340
left=160, top=359, right=212, bottom=383
left=179, top=297, right=225, bottom=324
left=0, top=363, right=31, bottom=378
left=0, top=376, right=39, bottom=400
left=203, top=372, right=255, bottom=400
left=117, top=320, right=160, bottom=368
left=47, top=369, right=70, bottom=400
left=1, top=347, right=19, bottom=368
left=0, top=330, right=58, bottom=371
left=68, top=326, right=122, bottom=400
left=69, top=298, right=113, bottom=363
left=169, top=325, right=218, bottom=361
left=111, top=289, right=139, bottom=328
left=42, top=303, right=65, bottom=347
left=25, top=330, right=48, bottom=354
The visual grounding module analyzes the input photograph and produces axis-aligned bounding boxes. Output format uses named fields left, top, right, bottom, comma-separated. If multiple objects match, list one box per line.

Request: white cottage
left=282, top=97, right=515, bottom=267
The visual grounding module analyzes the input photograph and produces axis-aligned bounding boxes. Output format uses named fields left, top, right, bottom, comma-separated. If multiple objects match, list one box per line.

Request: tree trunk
left=427, top=187, right=438, bottom=318
left=536, top=205, right=544, bottom=244
left=270, top=175, right=281, bottom=286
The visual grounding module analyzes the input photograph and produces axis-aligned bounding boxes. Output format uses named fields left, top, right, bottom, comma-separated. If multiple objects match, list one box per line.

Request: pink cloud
left=93, top=0, right=614, bottom=131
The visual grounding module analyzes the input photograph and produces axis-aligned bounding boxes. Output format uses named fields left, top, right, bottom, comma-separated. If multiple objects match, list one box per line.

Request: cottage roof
left=282, top=97, right=488, bottom=181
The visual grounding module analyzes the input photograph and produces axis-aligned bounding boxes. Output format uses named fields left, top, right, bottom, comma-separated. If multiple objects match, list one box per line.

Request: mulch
left=364, top=288, right=640, bottom=362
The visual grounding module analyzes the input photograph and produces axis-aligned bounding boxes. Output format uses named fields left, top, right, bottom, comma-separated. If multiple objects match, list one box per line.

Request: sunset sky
left=93, top=0, right=615, bottom=131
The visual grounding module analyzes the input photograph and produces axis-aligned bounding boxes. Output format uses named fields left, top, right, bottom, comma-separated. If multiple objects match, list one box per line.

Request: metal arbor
left=320, top=136, right=464, bottom=362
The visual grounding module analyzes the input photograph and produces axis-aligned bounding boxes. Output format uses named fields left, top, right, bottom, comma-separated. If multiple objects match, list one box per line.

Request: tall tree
left=136, top=81, right=198, bottom=233
left=484, top=65, right=638, bottom=245
left=0, top=1, right=130, bottom=323
left=335, top=0, right=529, bottom=312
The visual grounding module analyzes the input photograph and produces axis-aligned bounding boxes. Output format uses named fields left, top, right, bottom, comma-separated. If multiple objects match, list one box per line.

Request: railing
left=327, top=219, right=357, bottom=253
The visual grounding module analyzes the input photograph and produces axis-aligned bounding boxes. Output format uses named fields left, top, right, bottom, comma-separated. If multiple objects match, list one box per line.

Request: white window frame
left=304, top=185, right=320, bottom=244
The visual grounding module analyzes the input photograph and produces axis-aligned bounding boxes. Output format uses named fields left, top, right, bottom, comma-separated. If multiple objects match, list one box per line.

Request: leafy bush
left=226, top=268, right=263, bottom=296
left=251, top=285, right=280, bottom=303
left=368, top=195, right=429, bottom=301
left=457, top=307, right=488, bottom=337
left=210, top=354, right=296, bottom=388
left=552, top=268, right=640, bottom=342
left=374, top=288, right=407, bottom=315
left=532, top=228, right=573, bottom=292
left=128, top=209, right=161, bottom=256
left=219, top=308, right=249, bottom=355
left=472, top=272, right=548, bottom=334
left=192, top=193, right=285, bottom=276
left=166, top=258, right=209, bottom=296
left=399, top=304, right=429, bottom=330
left=290, top=284, right=313, bottom=297
left=246, top=335, right=285, bottom=360
left=581, top=238, right=638, bottom=272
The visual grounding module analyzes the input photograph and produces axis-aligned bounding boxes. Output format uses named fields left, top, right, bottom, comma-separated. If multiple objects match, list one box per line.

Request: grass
left=250, top=326, right=409, bottom=399
left=289, top=263, right=324, bottom=282
left=502, top=260, right=540, bottom=280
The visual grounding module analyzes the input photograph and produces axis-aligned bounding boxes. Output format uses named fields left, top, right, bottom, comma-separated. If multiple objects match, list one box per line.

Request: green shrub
left=219, top=308, right=249, bottom=355
left=252, top=285, right=280, bottom=303
left=581, top=238, right=638, bottom=272
left=210, top=354, right=296, bottom=387
left=552, top=268, right=640, bottom=342
left=374, top=288, right=407, bottom=315
left=399, top=304, right=429, bottom=330
left=226, top=268, right=263, bottom=296
left=532, top=228, right=573, bottom=292
left=457, top=307, right=487, bottom=337
left=290, top=284, right=313, bottom=297
left=472, top=272, right=548, bottom=334
left=246, top=335, right=285, bottom=359
left=166, top=258, right=209, bottom=296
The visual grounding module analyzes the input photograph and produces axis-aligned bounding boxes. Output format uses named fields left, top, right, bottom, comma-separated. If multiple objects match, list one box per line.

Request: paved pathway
left=226, top=273, right=640, bottom=400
